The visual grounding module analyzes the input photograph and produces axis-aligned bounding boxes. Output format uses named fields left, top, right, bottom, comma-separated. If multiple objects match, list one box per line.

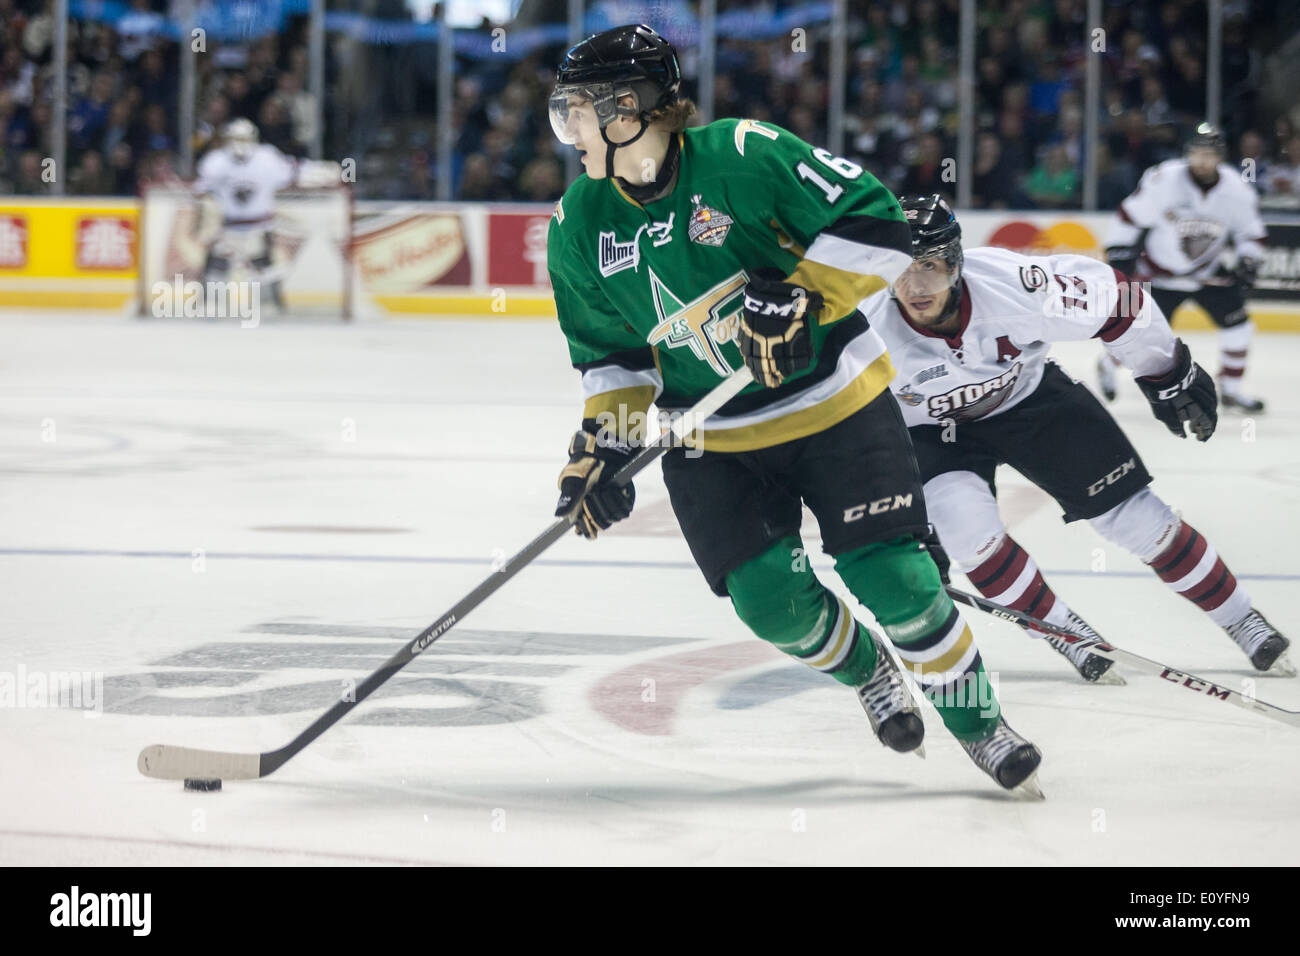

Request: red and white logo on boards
left=0, top=215, right=28, bottom=268
left=75, top=217, right=135, bottom=270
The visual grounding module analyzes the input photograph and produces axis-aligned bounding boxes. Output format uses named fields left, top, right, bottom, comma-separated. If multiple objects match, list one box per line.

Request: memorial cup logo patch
left=897, top=384, right=925, bottom=406
left=688, top=195, right=734, bottom=247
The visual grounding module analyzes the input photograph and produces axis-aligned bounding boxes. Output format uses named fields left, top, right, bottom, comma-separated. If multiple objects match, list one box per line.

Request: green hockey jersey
left=547, top=118, right=913, bottom=452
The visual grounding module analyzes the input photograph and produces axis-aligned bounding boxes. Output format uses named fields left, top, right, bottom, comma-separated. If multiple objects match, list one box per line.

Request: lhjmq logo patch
left=688, top=194, right=733, bottom=247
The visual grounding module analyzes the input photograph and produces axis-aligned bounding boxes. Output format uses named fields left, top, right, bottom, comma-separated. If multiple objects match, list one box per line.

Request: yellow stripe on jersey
left=687, top=351, right=895, bottom=453
left=581, top=385, right=657, bottom=433
left=787, top=259, right=890, bottom=327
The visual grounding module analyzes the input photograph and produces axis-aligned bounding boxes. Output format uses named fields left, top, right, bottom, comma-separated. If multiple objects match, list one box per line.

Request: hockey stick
left=138, top=367, right=757, bottom=781
left=945, top=586, right=1300, bottom=727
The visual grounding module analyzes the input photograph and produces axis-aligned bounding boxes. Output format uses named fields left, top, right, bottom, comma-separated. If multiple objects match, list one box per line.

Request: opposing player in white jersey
left=1100, top=123, right=1268, bottom=411
left=193, top=118, right=299, bottom=311
left=861, top=195, right=1291, bottom=680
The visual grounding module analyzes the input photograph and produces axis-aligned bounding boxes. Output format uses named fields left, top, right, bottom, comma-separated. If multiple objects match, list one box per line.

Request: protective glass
left=548, top=83, right=618, bottom=145
left=891, top=253, right=959, bottom=299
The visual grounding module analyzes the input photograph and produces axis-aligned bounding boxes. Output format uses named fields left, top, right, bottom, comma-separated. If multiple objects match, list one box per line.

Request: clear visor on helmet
left=890, top=247, right=961, bottom=300
left=548, top=82, right=643, bottom=145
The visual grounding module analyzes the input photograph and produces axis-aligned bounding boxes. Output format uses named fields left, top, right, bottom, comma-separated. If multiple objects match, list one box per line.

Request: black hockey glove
left=736, top=268, right=823, bottom=389
left=1105, top=244, right=1141, bottom=278
left=554, top=429, right=637, bottom=539
left=921, top=529, right=951, bottom=585
left=1232, top=257, right=1260, bottom=294
left=1137, top=339, right=1218, bottom=442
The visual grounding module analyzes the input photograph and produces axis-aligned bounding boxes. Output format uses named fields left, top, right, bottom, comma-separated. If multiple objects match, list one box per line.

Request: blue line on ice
left=1, top=547, right=1297, bottom=581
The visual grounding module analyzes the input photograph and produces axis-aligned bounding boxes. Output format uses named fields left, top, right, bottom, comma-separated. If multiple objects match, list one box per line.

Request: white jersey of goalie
left=861, top=246, right=1179, bottom=427
left=195, top=144, right=297, bottom=229
left=1106, top=158, right=1266, bottom=292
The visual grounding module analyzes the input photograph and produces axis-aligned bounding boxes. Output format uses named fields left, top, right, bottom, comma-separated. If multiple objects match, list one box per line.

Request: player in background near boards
left=546, top=24, right=1043, bottom=793
left=192, top=119, right=340, bottom=314
left=1099, top=123, right=1268, bottom=412
left=863, top=194, right=1292, bottom=679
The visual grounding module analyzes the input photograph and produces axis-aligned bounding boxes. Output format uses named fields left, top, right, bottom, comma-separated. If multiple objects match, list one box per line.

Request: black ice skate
left=959, top=716, right=1043, bottom=797
left=1225, top=609, right=1295, bottom=675
left=856, top=629, right=926, bottom=756
left=1219, top=387, right=1265, bottom=413
left=1039, top=613, right=1125, bottom=685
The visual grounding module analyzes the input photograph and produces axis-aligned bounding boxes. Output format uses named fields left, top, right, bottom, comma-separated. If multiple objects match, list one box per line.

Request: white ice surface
left=1, top=312, right=1297, bottom=866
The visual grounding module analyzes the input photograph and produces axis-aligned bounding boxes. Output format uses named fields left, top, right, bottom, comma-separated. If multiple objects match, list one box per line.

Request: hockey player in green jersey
left=546, top=24, right=1042, bottom=793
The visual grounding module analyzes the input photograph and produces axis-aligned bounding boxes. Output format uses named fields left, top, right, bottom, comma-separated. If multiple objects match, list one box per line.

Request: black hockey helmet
left=549, top=25, right=681, bottom=175
left=891, top=194, right=964, bottom=306
left=1186, top=121, right=1226, bottom=155
left=900, top=193, right=963, bottom=267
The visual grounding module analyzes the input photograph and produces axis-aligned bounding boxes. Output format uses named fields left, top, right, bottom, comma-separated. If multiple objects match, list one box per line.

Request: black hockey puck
left=183, top=778, right=222, bottom=792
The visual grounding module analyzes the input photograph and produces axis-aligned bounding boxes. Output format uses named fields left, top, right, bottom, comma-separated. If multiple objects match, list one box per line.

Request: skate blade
left=1262, top=653, right=1297, bottom=678
left=1011, top=771, right=1046, bottom=801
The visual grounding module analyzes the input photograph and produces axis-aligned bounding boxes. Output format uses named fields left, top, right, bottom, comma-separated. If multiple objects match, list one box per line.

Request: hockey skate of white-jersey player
left=1099, top=123, right=1268, bottom=411
left=861, top=194, right=1293, bottom=680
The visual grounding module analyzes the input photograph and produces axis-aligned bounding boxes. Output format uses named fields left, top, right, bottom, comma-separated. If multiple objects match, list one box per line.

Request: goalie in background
left=192, top=118, right=341, bottom=316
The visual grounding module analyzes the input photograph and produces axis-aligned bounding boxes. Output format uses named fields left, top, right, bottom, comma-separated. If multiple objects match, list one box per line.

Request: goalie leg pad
left=204, top=247, right=231, bottom=277
left=248, top=231, right=275, bottom=272
left=725, top=535, right=878, bottom=686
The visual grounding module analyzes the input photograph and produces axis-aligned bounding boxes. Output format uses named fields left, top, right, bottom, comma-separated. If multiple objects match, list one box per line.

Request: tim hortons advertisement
left=351, top=208, right=473, bottom=291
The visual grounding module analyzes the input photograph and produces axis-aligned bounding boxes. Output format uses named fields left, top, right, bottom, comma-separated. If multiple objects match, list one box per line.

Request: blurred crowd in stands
left=3, top=0, right=1299, bottom=210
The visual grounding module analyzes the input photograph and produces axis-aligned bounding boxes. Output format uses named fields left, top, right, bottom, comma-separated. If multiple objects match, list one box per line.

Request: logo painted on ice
left=96, top=620, right=697, bottom=727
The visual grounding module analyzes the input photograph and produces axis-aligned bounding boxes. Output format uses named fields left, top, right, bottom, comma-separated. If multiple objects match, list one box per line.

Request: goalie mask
left=549, top=24, right=681, bottom=178
left=892, top=194, right=964, bottom=311
left=223, top=118, right=258, bottom=162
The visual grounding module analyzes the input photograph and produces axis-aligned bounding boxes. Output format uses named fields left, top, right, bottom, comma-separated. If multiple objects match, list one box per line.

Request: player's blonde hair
left=648, top=98, right=697, bottom=132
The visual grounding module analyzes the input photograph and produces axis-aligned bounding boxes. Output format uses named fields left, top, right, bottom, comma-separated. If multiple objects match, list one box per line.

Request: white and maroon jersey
left=1106, top=158, right=1267, bottom=291
left=861, top=246, right=1179, bottom=427
left=194, top=144, right=297, bottom=228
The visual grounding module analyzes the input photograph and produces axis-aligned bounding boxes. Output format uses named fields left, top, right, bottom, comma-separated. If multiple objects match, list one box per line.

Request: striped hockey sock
left=885, top=592, right=1000, bottom=740
left=775, top=592, right=878, bottom=685
left=966, top=535, right=1072, bottom=633
left=1146, top=521, right=1251, bottom=627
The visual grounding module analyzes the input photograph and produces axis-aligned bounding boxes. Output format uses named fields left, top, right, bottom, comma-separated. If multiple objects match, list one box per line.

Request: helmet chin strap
left=601, top=117, right=649, bottom=180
